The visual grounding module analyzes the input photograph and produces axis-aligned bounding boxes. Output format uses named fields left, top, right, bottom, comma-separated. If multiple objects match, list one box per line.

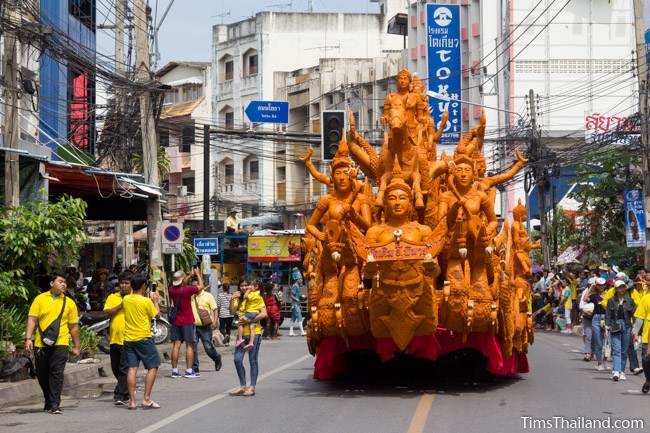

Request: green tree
left=0, top=195, right=88, bottom=349
left=567, top=149, right=642, bottom=272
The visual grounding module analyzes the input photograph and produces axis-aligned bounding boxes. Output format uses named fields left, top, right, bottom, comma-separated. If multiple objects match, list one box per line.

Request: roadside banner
left=247, top=235, right=301, bottom=262
left=624, top=189, right=645, bottom=247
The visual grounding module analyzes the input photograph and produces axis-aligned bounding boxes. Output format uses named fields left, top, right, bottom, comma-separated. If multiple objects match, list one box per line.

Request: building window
left=163, top=88, right=178, bottom=105
left=224, top=163, right=234, bottom=184
left=248, top=54, right=258, bottom=76
left=182, top=84, right=202, bottom=102
left=225, top=60, right=234, bottom=81
left=181, top=125, right=194, bottom=152
left=249, top=160, right=259, bottom=180
left=182, top=176, right=195, bottom=194
left=69, top=0, right=95, bottom=32
left=159, top=129, right=169, bottom=147
left=225, top=112, right=234, bottom=129
left=276, top=166, right=286, bottom=182
left=69, top=68, right=93, bottom=151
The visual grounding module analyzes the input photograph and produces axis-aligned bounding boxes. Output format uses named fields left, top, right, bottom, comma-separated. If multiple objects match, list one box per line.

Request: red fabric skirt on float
left=313, top=328, right=530, bottom=380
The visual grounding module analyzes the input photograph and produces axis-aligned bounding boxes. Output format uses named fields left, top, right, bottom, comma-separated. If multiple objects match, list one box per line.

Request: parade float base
left=313, top=329, right=530, bottom=380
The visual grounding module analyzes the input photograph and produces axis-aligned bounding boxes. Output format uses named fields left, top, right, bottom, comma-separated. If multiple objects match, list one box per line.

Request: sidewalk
left=0, top=354, right=113, bottom=407
left=0, top=341, right=237, bottom=407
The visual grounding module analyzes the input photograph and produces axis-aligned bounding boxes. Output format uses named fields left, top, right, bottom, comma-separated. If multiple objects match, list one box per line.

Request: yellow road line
left=406, top=393, right=435, bottom=433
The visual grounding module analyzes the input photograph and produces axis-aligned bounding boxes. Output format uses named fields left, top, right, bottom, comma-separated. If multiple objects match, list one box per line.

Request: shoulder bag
left=194, top=295, right=213, bottom=327
left=38, top=296, right=67, bottom=347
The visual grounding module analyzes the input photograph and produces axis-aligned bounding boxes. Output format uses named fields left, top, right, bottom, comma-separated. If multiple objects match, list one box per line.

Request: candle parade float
left=301, top=69, right=536, bottom=379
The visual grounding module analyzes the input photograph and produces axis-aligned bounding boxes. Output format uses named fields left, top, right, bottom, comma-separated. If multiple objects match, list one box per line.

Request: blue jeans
left=192, top=325, right=221, bottom=372
left=592, top=314, right=605, bottom=363
left=233, top=334, right=261, bottom=387
left=610, top=320, right=631, bottom=373
left=582, top=316, right=594, bottom=354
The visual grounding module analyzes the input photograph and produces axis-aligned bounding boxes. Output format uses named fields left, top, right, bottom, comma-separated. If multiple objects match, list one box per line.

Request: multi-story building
left=39, top=0, right=97, bottom=156
left=503, top=0, right=636, bottom=217
left=156, top=61, right=213, bottom=222
left=210, top=1, right=407, bottom=222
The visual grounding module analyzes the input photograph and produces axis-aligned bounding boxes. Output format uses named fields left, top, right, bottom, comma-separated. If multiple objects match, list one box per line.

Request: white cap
left=616, top=272, right=627, bottom=280
left=596, top=277, right=607, bottom=285
left=614, top=279, right=626, bottom=288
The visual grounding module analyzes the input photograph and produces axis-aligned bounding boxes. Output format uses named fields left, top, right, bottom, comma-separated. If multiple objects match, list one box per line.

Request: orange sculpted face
left=456, top=163, right=474, bottom=188
left=332, top=167, right=351, bottom=191
left=397, top=73, right=411, bottom=91
left=386, top=188, right=411, bottom=219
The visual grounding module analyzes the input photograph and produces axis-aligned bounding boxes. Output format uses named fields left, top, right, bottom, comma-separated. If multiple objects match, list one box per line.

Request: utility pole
left=633, top=0, right=650, bottom=266
left=113, top=0, right=134, bottom=267
left=3, top=3, right=19, bottom=207
left=529, top=88, right=551, bottom=270
left=135, top=0, right=163, bottom=269
left=203, top=124, right=210, bottom=235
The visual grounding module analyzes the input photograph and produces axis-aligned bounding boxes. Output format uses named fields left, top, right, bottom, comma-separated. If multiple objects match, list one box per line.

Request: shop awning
left=46, top=162, right=162, bottom=221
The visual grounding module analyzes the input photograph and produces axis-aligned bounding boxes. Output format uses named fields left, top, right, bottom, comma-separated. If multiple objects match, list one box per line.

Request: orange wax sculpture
left=302, top=69, right=531, bottom=379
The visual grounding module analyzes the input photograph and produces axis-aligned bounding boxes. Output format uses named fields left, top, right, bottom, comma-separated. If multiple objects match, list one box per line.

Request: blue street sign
left=193, top=237, right=219, bottom=255
left=426, top=4, right=461, bottom=143
left=244, top=100, right=289, bottom=124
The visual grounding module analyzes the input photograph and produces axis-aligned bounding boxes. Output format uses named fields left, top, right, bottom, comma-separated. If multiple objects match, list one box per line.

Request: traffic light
left=321, top=110, right=345, bottom=160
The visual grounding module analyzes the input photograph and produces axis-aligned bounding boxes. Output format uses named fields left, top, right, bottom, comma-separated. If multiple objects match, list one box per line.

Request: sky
left=97, top=0, right=381, bottom=69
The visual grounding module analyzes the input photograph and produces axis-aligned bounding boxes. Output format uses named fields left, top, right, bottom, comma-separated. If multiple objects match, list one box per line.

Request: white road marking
left=135, top=354, right=312, bottom=433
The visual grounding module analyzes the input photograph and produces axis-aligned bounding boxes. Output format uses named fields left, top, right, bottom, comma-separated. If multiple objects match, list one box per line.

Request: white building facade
left=211, top=1, right=407, bottom=221
left=156, top=61, right=213, bottom=222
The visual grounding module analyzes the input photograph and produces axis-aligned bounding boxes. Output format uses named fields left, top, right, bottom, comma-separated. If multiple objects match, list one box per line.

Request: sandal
left=243, top=387, right=255, bottom=397
left=229, top=387, right=246, bottom=396
left=141, top=401, right=160, bottom=409
left=128, top=405, right=137, bottom=410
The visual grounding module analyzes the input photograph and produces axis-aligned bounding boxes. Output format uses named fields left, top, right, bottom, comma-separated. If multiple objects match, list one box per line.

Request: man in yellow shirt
left=191, top=285, right=222, bottom=374
left=633, top=292, right=650, bottom=393
left=122, top=275, right=161, bottom=409
left=103, top=272, right=132, bottom=405
left=24, top=272, right=80, bottom=414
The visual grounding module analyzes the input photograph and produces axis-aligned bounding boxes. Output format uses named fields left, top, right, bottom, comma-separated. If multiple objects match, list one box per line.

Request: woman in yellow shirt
left=229, top=280, right=267, bottom=397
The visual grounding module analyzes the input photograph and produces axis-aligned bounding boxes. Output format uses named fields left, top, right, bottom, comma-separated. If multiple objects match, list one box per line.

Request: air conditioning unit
left=177, top=185, right=188, bottom=197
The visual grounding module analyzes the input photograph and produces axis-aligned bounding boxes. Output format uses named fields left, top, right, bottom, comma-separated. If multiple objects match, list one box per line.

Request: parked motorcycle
left=151, top=317, right=170, bottom=344
left=78, top=311, right=110, bottom=354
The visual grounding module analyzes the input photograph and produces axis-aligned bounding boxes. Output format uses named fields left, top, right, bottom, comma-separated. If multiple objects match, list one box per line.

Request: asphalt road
left=1, top=330, right=648, bottom=433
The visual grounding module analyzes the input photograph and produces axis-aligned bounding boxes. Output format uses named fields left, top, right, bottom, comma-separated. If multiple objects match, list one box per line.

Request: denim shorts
left=171, top=324, right=196, bottom=342
left=124, top=338, right=160, bottom=370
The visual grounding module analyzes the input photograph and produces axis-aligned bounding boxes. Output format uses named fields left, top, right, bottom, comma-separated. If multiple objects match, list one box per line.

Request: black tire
left=152, top=320, right=170, bottom=344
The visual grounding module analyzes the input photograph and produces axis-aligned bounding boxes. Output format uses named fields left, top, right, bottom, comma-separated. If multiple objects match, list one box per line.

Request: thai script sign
left=426, top=4, right=461, bottom=143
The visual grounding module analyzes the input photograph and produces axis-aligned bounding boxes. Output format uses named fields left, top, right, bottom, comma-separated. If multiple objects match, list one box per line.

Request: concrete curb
left=0, top=355, right=112, bottom=407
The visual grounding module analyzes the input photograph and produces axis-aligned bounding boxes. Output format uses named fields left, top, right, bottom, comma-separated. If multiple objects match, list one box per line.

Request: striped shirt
left=216, top=292, right=233, bottom=318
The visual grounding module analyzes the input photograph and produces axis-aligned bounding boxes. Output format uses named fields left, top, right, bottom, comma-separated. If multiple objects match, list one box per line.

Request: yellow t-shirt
left=603, top=286, right=641, bottom=308
left=239, top=290, right=265, bottom=336
left=634, top=293, right=650, bottom=344
left=28, top=291, right=79, bottom=348
left=191, top=291, right=217, bottom=327
left=122, top=294, right=158, bottom=342
left=104, top=293, right=126, bottom=345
